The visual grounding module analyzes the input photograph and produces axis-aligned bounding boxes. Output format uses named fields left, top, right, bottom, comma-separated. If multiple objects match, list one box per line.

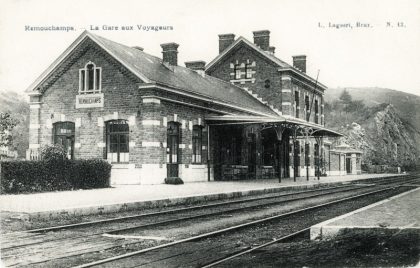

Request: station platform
left=310, top=187, right=420, bottom=240
left=0, top=173, right=406, bottom=220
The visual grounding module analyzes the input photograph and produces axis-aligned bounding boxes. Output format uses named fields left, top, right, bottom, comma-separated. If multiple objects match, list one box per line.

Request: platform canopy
left=205, top=114, right=342, bottom=138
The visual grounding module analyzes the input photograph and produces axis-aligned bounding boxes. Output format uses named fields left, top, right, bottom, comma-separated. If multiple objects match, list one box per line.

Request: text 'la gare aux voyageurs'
left=90, top=25, right=174, bottom=31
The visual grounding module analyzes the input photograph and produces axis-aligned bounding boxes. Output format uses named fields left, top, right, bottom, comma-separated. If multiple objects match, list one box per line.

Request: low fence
left=0, top=147, right=18, bottom=160
left=26, top=149, right=41, bottom=161
left=362, top=164, right=401, bottom=174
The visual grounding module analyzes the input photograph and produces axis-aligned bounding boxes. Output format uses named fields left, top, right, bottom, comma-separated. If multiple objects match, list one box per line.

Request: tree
left=0, top=112, right=18, bottom=147
left=339, top=89, right=352, bottom=104
left=339, top=89, right=353, bottom=114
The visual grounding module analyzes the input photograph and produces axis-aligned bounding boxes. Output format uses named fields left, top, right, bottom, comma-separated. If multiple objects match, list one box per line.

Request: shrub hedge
left=164, top=177, right=184, bottom=185
left=0, top=159, right=111, bottom=194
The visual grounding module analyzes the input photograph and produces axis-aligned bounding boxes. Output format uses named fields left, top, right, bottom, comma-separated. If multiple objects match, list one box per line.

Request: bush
left=164, top=177, right=184, bottom=185
left=40, top=144, right=67, bottom=161
left=0, top=159, right=111, bottom=194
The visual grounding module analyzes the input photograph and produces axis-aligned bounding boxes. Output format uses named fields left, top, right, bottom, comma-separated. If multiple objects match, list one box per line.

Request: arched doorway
left=53, top=122, right=75, bottom=159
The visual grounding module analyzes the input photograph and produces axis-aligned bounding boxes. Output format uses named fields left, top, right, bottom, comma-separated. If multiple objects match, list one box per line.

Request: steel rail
left=2, top=175, right=416, bottom=254
left=1, top=184, right=367, bottom=251
left=24, top=184, right=356, bottom=233
left=105, top=184, right=371, bottom=235
left=201, top=228, right=310, bottom=268
left=26, top=174, right=414, bottom=234
left=73, top=184, right=410, bottom=268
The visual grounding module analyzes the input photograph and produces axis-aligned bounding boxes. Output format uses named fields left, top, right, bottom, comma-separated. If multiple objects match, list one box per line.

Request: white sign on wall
left=75, top=93, right=104, bottom=108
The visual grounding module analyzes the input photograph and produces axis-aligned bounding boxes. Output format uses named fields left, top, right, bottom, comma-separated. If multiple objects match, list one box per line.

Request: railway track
left=76, top=184, right=418, bottom=268
left=1, top=175, right=418, bottom=267
left=0, top=183, right=371, bottom=251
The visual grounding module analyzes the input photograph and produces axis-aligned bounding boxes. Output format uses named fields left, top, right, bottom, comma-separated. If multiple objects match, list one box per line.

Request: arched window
left=79, top=62, right=101, bottom=94
left=106, top=119, right=129, bottom=163
left=192, top=125, right=203, bottom=164
left=53, top=122, right=75, bottom=159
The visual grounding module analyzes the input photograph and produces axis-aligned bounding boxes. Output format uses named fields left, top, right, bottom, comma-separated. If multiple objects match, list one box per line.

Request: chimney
left=185, top=61, right=206, bottom=71
left=161, top=42, right=179, bottom=66
left=218, top=34, right=235, bottom=53
left=292, top=55, right=306, bottom=73
left=185, top=61, right=206, bottom=76
left=253, top=30, right=270, bottom=51
left=132, top=46, right=144, bottom=51
left=268, top=46, right=276, bottom=55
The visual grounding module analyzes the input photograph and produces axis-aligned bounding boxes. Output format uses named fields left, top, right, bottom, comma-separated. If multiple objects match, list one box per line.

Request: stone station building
left=26, top=30, right=349, bottom=185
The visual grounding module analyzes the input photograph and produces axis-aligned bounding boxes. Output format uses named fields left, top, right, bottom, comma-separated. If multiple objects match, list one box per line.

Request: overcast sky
left=1, top=0, right=419, bottom=96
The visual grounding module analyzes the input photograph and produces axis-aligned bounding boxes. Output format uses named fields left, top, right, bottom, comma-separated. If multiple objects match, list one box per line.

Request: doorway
left=53, top=122, right=75, bottom=159
left=167, top=122, right=180, bottom=178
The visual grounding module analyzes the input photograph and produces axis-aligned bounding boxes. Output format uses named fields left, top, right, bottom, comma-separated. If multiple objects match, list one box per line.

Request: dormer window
left=79, top=62, right=101, bottom=94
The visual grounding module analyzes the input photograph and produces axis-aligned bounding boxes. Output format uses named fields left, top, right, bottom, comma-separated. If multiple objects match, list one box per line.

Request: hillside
left=0, top=90, right=29, bottom=158
left=325, top=87, right=420, bottom=170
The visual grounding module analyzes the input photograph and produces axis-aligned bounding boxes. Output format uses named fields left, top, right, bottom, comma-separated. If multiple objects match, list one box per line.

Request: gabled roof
left=26, top=31, right=278, bottom=117
left=205, top=36, right=327, bottom=90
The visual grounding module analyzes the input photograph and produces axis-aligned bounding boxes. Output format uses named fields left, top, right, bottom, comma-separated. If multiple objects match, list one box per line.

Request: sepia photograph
left=0, top=0, right=419, bottom=267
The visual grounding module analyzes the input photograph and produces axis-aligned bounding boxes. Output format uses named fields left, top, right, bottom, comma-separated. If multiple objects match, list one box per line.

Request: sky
left=0, top=0, right=419, bottom=96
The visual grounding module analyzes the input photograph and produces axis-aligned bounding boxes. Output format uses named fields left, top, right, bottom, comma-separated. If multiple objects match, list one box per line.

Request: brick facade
left=27, top=37, right=228, bottom=185
left=27, top=30, right=348, bottom=185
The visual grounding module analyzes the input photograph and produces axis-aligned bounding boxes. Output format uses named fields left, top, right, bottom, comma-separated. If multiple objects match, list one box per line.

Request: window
left=294, top=91, right=300, bottom=118
left=79, top=62, right=101, bottom=94
left=53, top=122, right=75, bottom=159
left=264, top=79, right=271, bottom=89
left=192, top=125, right=203, bottom=164
left=167, top=122, right=180, bottom=164
left=305, top=95, right=310, bottom=121
left=315, top=99, right=319, bottom=124
left=245, top=63, right=252, bottom=79
left=234, top=64, right=241, bottom=79
left=106, top=120, right=129, bottom=163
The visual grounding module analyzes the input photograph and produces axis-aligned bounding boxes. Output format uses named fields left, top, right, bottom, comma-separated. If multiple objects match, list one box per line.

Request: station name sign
left=75, top=93, right=104, bottom=108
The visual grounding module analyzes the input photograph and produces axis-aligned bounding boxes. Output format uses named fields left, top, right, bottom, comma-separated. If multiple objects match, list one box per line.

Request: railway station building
left=26, top=30, right=344, bottom=185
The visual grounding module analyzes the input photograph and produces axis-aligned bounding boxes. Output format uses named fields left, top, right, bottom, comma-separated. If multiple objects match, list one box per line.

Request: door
left=314, top=143, right=320, bottom=176
left=293, top=140, right=300, bottom=178
left=346, top=157, right=351, bottom=174
left=56, top=136, right=74, bottom=160
left=247, top=133, right=256, bottom=179
left=167, top=122, right=180, bottom=178
left=280, top=135, right=290, bottom=178
left=53, top=122, right=75, bottom=159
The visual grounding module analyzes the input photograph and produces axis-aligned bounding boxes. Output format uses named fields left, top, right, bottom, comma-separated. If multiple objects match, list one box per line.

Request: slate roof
left=27, top=31, right=278, bottom=117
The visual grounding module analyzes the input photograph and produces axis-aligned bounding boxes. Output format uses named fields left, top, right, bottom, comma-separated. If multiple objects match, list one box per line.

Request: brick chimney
left=161, top=42, right=179, bottom=66
left=292, top=55, right=306, bottom=73
left=185, top=61, right=206, bottom=71
left=218, top=34, right=235, bottom=53
left=185, top=61, right=206, bottom=76
left=253, top=30, right=270, bottom=51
